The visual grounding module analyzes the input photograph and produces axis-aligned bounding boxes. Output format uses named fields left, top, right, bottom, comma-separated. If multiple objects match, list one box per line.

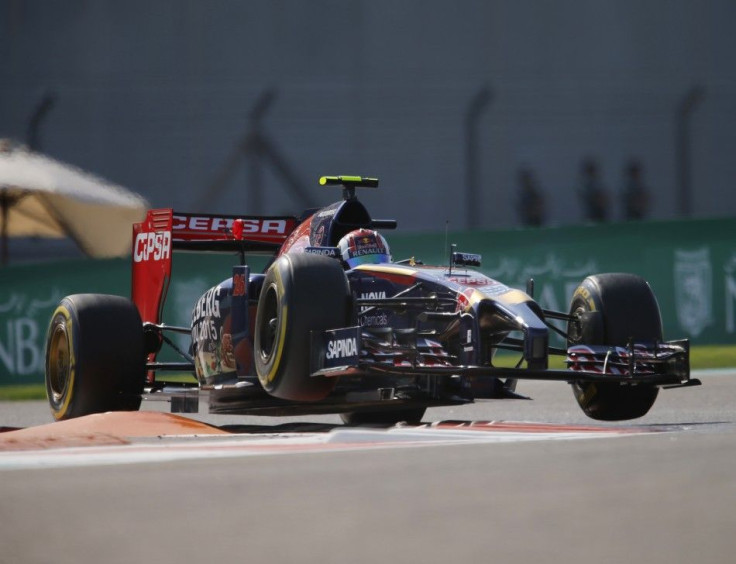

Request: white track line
left=0, top=425, right=640, bottom=471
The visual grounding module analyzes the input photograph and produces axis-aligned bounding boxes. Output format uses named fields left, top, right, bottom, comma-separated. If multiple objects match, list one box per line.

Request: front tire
left=567, top=273, right=661, bottom=421
left=254, top=253, right=351, bottom=401
left=45, top=294, right=146, bottom=421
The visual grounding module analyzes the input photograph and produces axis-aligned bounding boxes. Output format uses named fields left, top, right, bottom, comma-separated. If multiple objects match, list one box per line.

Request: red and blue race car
left=45, top=176, right=696, bottom=425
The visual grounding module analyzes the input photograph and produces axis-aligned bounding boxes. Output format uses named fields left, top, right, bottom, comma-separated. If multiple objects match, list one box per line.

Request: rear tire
left=254, top=253, right=351, bottom=401
left=45, top=294, right=146, bottom=421
left=567, top=273, right=661, bottom=421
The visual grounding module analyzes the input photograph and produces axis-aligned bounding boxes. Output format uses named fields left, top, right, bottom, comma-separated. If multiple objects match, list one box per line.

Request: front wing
left=310, top=326, right=695, bottom=389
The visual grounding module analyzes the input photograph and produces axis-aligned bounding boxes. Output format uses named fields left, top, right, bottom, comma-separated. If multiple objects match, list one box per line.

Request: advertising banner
left=0, top=254, right=251, bottom=385
left=390, top=217, right=736, bottom=348
left=2, top=217, right=735, bottom=385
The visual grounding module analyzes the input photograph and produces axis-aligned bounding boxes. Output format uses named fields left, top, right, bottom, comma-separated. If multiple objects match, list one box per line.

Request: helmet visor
left=346, top=252, right=391, bottom=269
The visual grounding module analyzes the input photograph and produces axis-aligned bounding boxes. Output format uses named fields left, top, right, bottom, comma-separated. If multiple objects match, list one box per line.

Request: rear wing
left=132, top=208, right=298, bottom=324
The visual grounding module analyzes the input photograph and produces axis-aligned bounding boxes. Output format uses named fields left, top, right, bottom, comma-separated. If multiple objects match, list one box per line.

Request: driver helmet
left=337, top=229, right=391, bottom=269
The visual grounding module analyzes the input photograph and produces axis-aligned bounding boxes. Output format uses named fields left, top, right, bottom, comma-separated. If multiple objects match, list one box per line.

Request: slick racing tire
left=340, top=408, right=426, bottom=427
left=254, top=253, right=351, bottom=401
left=45, top=294, right=146, bottom=421
left=567, top=273, right=661, bottom=421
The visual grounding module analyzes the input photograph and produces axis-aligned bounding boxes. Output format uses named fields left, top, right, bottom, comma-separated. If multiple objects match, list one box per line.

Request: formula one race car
left=44, top=176, right=697, bottom=425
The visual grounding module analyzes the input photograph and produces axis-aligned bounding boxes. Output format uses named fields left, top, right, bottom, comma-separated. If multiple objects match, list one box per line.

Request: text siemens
left=133, top=232, right=172, bottom=263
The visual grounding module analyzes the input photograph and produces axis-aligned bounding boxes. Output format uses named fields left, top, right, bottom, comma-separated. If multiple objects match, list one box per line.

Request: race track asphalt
left=1, top=372, right=735, bottom=564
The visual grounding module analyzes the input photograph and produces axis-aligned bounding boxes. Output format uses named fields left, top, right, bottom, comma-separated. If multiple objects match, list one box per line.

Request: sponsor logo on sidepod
left=305, top=246, right=339, bottom=258
left=133, top=231, right=172, bottom=262
left=325, top=337, right=358, bottom=360
left=360, top=291, right=386, bottom=299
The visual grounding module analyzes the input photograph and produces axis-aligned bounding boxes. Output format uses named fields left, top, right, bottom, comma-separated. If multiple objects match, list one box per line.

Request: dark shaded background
left=2, top=1, right=734, bottom=248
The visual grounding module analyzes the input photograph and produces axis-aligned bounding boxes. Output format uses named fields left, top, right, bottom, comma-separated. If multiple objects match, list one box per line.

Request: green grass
left=690, top=345, right=736, bottom=370
left=2, top=345, right=734, bottom=402
left=494, top=344, right=736, bottom=371
left=0, top=385, right=48, bottom=401
left=0, top=373, right=196, bottom=401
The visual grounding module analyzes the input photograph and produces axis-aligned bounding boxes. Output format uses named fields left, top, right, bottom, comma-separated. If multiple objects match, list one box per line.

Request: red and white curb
left=0, top=421, right=651, bottom=471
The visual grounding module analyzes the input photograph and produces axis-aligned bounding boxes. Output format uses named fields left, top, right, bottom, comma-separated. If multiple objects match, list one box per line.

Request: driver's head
left=337, top=229, right=391, bottom=269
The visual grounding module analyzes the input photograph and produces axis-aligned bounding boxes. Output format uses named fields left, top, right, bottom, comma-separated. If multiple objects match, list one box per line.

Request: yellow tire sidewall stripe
left=49, top=304, right=76, bottom=419
left=264, top=266, right=288, bottom=384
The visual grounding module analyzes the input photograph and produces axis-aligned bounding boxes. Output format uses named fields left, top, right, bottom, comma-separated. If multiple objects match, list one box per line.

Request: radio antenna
left=444, top=220, right=449, bottom=262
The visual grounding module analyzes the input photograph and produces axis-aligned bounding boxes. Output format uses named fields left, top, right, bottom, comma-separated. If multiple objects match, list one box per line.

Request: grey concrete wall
left=2, top=0, right=735, bottom=232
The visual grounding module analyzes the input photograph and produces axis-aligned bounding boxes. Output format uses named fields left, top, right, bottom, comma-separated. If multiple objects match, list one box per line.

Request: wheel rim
left=258, top=285, right=279, bottom=362
left=567, top=305, right=586, bottom=344
left=47, top=322, right=71, bottom=405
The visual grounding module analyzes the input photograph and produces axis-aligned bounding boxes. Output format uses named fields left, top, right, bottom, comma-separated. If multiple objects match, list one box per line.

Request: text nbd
left=325, top=337, right=358, bottom=360
left=133, top=231, right=171, bottom=263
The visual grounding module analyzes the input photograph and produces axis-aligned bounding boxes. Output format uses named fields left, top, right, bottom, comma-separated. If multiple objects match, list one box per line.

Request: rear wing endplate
left=131, top=208, right=298, bottom=324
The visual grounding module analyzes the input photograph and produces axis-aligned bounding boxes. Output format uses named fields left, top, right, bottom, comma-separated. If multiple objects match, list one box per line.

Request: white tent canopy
left=0, top=140, right=149, bottom=262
